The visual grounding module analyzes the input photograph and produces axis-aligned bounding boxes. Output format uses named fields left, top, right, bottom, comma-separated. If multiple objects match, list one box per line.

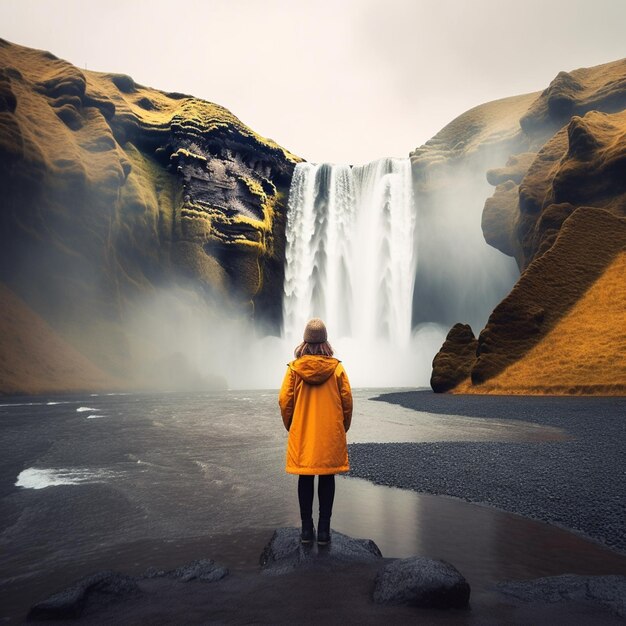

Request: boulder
left=430, top=323, right=477, bottom=392
left=372, top=556, right=470, bottom=609
left=27, top=571, right=140, bottom=620
left=497, top=574, right=626, bottom=619
left=259, top=527, right=382, bottom=575
left=143, top=559, right=228, bottom=583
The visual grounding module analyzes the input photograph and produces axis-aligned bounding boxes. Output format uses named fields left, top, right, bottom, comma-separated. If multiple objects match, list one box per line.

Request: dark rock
left=0, top=69, right=17, bottom=113
left=135, top=96, right=157, bottom=111
left=430, top=323, right=477, bottom=392
left=110, top=73, right=136, bottom=93
left=27, top=570, right=140, bottom=620
left=497, top=574, right=626, bottom=619
left=520, top=64, right=626, bottom=137
left=516, top=108, right=626, bottom=270
left=54, top=103, right=83, bottom=130
left=143, top=559, right=228, bottom=582
left=259, top=527, right=382, bottom=575
left=372, top=556, right=470, bottom=609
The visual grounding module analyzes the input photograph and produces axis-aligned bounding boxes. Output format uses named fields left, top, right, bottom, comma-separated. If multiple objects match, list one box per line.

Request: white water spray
left=282, top=158, right=441, bottom=386
left=283, top=158, right=416, bottom=344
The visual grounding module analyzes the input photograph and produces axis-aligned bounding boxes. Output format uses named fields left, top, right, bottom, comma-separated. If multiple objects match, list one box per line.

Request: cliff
left=426, top=58, right=626, bottom=394
left=0, top=39, right=300, bottom=394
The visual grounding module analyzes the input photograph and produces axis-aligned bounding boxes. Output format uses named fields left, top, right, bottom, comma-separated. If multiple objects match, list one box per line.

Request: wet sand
left=354, top=390, right=626, bottom=552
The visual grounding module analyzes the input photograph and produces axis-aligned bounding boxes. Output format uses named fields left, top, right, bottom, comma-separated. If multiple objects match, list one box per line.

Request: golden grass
left=411, top=91, right=540, bottom=170
left=456, top=251, right=626, bottom=395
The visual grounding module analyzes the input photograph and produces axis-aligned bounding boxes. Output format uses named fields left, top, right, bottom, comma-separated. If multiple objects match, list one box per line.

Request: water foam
left=15, top=467, right=115, bottom=489
left=1, top=402, right=47, bottom=407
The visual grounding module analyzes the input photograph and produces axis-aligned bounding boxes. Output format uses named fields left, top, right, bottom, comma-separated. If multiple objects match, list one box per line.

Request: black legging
left=298, top=475, right=335, bottom=521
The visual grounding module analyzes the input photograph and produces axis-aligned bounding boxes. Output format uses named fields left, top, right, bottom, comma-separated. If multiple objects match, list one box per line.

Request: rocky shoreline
left=349, top=391, right=626, bottom=554
left=26, top=528, right=626, bottom=624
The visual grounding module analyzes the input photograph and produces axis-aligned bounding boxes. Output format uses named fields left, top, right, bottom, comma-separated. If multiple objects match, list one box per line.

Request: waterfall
left=283, top=158, right=416, bottom=348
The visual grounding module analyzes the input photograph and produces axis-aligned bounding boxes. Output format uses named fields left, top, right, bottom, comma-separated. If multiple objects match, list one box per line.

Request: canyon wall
left=424, top=59, right=626, bottom=394
left=0, top=40, right=300, bottom=393
left=3, top=38, right=625, bottom=395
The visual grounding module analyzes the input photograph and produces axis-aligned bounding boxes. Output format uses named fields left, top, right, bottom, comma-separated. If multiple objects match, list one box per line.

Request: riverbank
left=349, top=391, right=626, bottom=554
left=2, top=389, right=625, bottom=624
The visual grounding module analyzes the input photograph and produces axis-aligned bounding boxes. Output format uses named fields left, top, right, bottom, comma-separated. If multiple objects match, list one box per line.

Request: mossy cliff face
left=0, top=39, right=300, bottom=392
left=424, top=58, right=626, bottom=394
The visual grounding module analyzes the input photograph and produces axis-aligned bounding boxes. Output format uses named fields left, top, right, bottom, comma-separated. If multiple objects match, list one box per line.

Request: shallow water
left=0, top=389, right=624, bottom=622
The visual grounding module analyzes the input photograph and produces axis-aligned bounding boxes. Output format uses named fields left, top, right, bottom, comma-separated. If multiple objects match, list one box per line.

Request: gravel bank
left=348, top=391, right=626, bottom=554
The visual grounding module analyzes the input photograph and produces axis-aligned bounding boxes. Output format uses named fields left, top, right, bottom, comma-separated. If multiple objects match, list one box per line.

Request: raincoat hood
left=289, top=355, right=340, bottom=385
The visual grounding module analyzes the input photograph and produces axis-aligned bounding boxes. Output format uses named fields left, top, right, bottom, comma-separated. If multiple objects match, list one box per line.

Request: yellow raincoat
left=279, top=355, right=353, bottom=475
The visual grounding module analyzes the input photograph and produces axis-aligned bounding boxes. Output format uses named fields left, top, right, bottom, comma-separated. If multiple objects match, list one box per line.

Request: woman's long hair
left=294, top=341, right=334, bottom=358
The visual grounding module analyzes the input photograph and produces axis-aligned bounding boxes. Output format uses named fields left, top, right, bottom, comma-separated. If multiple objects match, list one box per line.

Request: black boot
left=317, top=517, right=331, bottom=545
left=300, top=518, right=315, bottom=544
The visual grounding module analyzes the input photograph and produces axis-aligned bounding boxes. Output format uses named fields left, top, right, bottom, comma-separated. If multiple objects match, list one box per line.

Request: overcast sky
left=1, top=0, right=625, bottom=163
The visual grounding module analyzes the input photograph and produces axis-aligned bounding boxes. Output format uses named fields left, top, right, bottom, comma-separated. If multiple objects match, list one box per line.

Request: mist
left=117, top=148, right=520, bottom=392
left=412, top=150, right=521, bottom=335
left=123, top=287, right=276, bottom=391
left=123, top=285, right=448, bottom=390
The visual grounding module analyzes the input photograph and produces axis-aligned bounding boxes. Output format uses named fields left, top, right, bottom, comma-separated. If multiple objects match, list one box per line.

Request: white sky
left=1, top=0, right=625, bottom=164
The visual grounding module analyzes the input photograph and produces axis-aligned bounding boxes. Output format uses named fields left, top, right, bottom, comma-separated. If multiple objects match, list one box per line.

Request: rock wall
left=0, top=39, right=300, bottom=393
left=426, top=58, right=626, bottom=394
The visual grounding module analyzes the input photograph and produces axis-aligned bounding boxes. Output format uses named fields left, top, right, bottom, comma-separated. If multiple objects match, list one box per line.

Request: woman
left=278, top=318, right=353, bottom=545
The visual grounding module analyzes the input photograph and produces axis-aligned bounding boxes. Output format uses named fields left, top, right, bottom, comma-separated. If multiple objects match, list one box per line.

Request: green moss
left=170, top=147, right=207, bottom=164
left=119, top=144, right=181, bottom=261
left=240, top=176, right=266, bottom=201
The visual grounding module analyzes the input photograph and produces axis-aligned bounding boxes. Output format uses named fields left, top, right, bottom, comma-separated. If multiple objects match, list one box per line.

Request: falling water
left=283, top=158, right=416, bottom=348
